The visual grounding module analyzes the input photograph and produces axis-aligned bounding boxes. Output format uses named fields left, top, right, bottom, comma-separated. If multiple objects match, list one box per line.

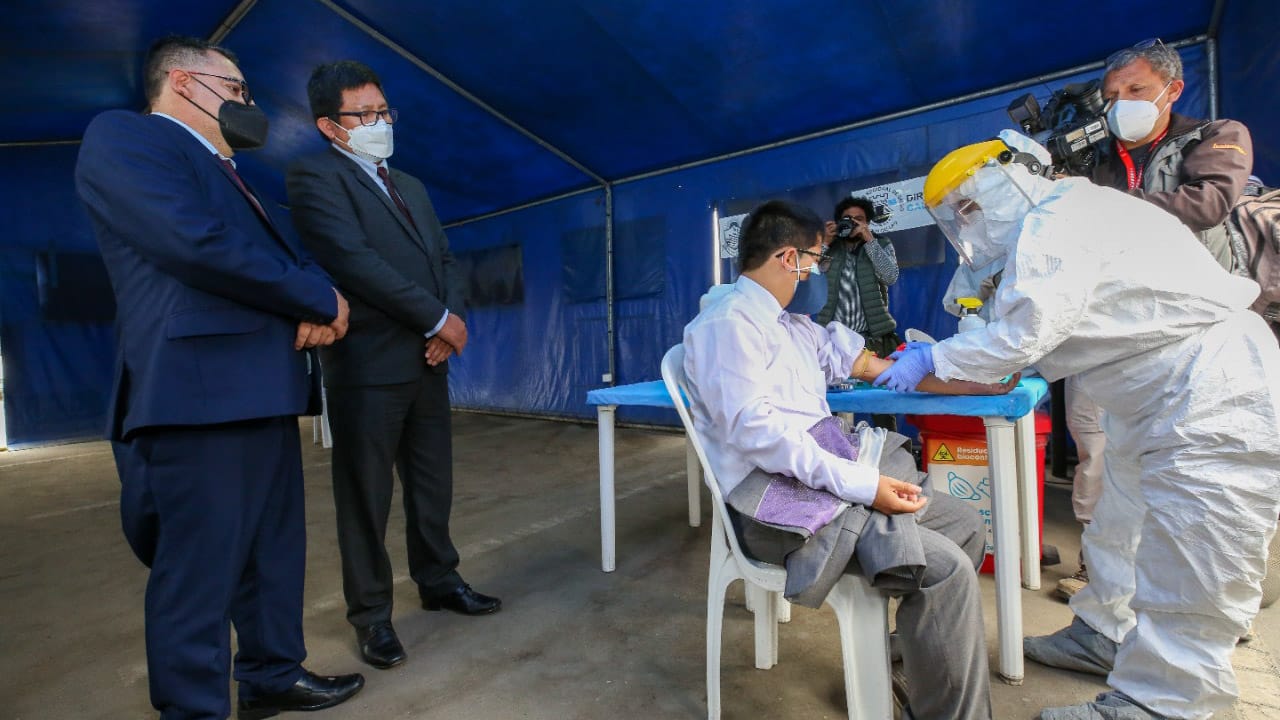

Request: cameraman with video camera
left=817, top=197, right=901, bottom=428
left=1092, top=38, right=1253, bottom=270
left=1006, top=38, right=1258, bottom=604
left=1042, top=38, right=1257, bottom=604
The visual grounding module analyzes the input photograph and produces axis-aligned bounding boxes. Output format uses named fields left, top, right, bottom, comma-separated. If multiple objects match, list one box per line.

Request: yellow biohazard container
left=907, top=412, right=1051, bottom=574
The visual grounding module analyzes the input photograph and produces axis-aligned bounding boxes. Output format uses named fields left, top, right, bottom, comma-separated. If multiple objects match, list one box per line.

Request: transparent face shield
left=927, top=163, right=1035, bottom=268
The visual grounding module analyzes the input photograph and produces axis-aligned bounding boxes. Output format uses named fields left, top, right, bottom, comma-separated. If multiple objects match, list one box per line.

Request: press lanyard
left=1115, top=127, right=1169, bottom=191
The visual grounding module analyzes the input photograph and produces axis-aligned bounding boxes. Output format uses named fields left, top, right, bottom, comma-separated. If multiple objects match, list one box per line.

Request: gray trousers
left=733, top=493, right=992, bottom=720
left=1065, top=375, right=1106, bottom=525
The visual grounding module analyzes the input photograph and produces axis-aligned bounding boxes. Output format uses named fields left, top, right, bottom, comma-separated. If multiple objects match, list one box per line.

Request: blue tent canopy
left=1, top=0, right=1275, bottom=445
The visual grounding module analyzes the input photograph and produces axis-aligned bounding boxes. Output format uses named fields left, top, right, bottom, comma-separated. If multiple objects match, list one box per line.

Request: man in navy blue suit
left=75, top=36, right=364, bottom=719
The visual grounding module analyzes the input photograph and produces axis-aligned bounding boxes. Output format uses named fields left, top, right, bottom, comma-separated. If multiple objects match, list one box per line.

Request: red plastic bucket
left=906, top=412, right=1051, bottom=574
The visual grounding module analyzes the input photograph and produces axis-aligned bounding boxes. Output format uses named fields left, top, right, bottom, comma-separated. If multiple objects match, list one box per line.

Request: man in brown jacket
left=1049, top=36, right=1254, bottom=606
left=1092, top=38, right=1254, bottom=271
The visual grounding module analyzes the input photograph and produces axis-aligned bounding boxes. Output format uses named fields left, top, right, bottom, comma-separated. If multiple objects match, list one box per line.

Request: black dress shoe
left=357, top=621, right=406, bottom=669
left=237, top=669, right=365, bottom=719
left=422, top=584, right=502, bottom=615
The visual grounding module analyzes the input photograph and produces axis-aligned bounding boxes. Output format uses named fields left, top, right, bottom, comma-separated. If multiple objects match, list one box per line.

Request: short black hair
left=143, top=35, right=238, bottom=104
left=738, top=200, right=824, bottom=271
left=833, top=196, right=875, bottom=223
left=307, top=60, right=384, bottom=119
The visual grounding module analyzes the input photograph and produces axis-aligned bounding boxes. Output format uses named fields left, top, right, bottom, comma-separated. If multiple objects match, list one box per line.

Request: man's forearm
left=853, top=350, right=1018, bottom=395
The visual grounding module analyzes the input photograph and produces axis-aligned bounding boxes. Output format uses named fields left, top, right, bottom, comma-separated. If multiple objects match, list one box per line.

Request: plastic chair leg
left=748, top=584, right=779, bottom=669
left=706, top=560, right=736, bottom=720
left=829, top=576, right=893, bottom=719
left=686, top=437, right=702, bottom=527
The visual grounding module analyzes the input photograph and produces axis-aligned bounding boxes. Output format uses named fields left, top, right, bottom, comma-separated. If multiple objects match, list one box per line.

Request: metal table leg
left=598, top=405, right=617, bottom=572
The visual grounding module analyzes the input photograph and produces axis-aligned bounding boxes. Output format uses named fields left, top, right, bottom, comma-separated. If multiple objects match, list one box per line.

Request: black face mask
left=182, top=77, right=269, bottom=149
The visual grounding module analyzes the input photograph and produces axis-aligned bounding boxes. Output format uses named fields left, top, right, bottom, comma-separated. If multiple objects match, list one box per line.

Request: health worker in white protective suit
left=873, top=132, right=1280, bottom=720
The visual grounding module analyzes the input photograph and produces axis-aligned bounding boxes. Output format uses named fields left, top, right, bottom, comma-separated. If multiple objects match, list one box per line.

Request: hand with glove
left=872, top=342, right=935, bottom=392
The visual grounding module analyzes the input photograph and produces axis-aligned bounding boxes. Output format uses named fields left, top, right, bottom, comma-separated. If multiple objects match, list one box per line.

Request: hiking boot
left=1056, top=564, right=1089, bottom=601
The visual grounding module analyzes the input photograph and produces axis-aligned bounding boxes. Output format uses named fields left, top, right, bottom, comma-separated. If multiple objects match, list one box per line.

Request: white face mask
left=343, top=119, right=394, bottom=162
left=781, top=250, right=822, bottom=292
left=1106, top=82, right=1172, bottom=143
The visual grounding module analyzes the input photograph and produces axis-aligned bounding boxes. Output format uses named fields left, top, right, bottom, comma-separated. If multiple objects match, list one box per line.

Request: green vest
left=815, top=238, right=897, bottom=340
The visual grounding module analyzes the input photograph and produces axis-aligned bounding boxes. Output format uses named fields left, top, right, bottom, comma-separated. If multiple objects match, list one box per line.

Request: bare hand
left=424, top=336, right=454, bottom=366
left=436, top=313, right=468, bottom=355
left=294, top=321, right=337, bottom=350
left=915, top=371, right=1021, bottom=396
left=823, top=220, right=838, bottom=243
left=872, top=476, right=928, bottom=515
left=330, top=289, right=350, bottom=340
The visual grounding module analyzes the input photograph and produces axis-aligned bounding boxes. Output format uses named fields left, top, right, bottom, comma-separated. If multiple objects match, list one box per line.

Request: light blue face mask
left=785, top=272, right=829, bottom=316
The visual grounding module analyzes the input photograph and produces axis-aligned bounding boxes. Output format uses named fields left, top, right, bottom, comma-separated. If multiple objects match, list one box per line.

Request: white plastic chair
left=661, top=344, right=893, bottom=720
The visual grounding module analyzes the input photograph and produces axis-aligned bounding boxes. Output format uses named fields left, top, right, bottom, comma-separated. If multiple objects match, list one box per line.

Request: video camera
left=835, top=202, right=892, bottom=240
left=1007, top=79, right=1111, bottom=176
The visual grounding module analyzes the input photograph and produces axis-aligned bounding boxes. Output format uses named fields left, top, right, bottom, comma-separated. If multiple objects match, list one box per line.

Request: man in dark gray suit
left=287, top=60, right=500, bottom=671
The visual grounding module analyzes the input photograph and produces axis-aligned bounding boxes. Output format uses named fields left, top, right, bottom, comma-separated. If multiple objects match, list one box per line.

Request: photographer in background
left=1093, top=37, right=1253, bottom=270
left=817, top=196, right=901, bottom=429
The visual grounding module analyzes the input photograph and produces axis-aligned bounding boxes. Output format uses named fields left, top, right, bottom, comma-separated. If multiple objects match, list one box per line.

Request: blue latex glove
left=872, top=342, right=936, bottom=392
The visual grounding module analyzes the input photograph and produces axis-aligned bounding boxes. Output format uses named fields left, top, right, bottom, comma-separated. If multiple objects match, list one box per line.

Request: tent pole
left=441, top=185, right=600, bottom=229
left=604, top=183, right=616, bottom=386
left=0, top=140, right=80, bottom=148
left=207, top=0, right=260, bottom=44
left=1206, top=39, right=1220, bottom=120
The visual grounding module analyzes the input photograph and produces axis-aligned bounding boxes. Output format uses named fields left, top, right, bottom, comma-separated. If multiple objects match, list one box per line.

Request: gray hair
left=1105, top=41, right=1183, bottom=82
left=143, top=36, right=238, bottom=104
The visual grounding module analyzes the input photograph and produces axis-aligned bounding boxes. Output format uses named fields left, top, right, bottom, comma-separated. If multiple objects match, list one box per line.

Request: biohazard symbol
left=931, top=444, right=955, bottom=462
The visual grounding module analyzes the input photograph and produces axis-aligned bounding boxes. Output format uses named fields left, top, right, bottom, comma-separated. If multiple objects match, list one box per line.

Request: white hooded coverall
left=931, top=173, right=1280, bottom=719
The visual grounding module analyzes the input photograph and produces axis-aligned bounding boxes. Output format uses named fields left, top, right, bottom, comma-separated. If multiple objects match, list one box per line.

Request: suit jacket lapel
left=339, top=154, right=429, bottom=254
left=391, top=168, right=446, bottom=290
left=211, top=156, right=298, bottom=261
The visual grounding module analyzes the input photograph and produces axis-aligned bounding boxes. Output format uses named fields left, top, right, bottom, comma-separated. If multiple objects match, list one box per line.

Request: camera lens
left=837, top=217, right=855, bottom=238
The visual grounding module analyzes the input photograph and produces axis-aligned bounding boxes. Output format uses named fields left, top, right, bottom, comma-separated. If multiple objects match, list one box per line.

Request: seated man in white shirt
left=682, top=199, right=998, bottom=720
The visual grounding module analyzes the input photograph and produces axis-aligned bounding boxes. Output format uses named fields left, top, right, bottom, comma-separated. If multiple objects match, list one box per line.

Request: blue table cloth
left=586, top=377, right=1048, bottom=422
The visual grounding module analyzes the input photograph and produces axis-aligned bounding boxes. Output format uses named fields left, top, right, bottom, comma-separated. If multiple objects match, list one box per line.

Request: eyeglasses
left=184, top=70, right=252, bottom=104
left=332, top=108, right=399, bottom=127
left=777, top=245, right=832, bottom=272
left=1106, top=38, right=1166, bottom=68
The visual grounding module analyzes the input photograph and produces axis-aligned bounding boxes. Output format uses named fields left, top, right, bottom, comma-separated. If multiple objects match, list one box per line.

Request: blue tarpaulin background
left=0, top=0, right=1273, bottom=446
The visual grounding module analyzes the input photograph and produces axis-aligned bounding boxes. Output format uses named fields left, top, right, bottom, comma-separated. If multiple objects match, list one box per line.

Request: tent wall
left=0, top=146, right=115, bottom=448
left=445, top=45, right=1210, bottom=425
left=1219, top=0, right=1279, bottom=182
left=0, top=42, right=1222, bottom=444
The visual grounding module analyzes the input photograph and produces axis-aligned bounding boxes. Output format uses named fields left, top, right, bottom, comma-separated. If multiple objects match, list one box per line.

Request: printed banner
left=848, top=176, right=932, bottom=233
left=718, top=213, right=748, bottom=259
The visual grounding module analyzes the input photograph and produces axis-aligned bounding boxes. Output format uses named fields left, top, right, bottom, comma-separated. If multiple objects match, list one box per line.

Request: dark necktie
left=376, top=165, right=418, bottom=231
left=218, top=157, right=272, bottom=227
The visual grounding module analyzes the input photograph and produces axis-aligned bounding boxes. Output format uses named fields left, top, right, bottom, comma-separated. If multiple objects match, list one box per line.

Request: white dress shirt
left=152, top=112, right=224, bottom=161
left=682, top=275, right=879, bottom=506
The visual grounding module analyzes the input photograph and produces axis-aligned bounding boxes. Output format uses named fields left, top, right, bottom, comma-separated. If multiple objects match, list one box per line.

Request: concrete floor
left=2, top=413, right=1279, bottom=719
